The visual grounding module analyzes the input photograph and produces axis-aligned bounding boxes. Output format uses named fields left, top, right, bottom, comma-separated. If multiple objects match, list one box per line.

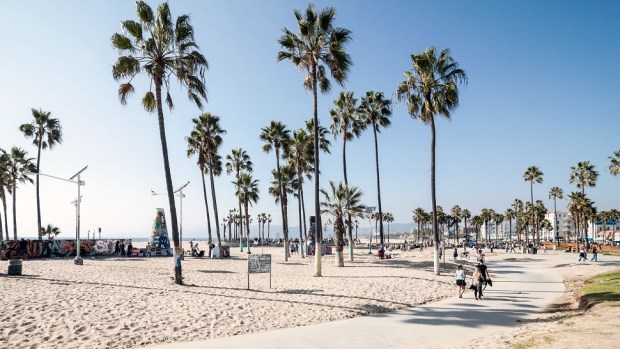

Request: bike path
left=150, top=255, right=566, bottom=349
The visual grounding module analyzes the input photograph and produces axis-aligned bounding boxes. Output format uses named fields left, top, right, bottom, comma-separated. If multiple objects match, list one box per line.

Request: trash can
left=8, top=259, right=23, bottom=276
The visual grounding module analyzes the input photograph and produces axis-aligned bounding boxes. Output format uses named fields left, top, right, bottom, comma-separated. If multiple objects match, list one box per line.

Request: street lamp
left=151, top=181, right=189, bottom=250
left=364, top=206, right=376, bottom=254
left=35, top=166, right=87, bottom=265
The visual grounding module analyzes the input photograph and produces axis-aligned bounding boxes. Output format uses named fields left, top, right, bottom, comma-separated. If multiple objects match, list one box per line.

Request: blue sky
left=0, top=1, right=618, bottom=239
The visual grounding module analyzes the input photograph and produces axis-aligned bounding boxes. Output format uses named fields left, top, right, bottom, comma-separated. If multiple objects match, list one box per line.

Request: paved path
left=150, top=253, right=576, bottom=349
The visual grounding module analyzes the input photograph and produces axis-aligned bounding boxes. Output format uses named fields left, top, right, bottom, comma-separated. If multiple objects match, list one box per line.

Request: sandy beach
left=1, top=245, right=455, bottom=349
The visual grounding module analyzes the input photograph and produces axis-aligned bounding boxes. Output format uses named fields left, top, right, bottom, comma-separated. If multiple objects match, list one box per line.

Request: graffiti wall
left=0, top=239, right=172, bottom=260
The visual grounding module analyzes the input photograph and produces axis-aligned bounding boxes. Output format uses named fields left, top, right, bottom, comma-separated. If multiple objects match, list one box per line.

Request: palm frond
left=142, top=91, right=156, bottom=112
left=118, top=83, right=135, bottom=105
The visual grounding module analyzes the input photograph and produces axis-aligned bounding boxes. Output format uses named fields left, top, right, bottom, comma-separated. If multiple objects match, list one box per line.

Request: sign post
left=247, top=254, right=271, bottom=290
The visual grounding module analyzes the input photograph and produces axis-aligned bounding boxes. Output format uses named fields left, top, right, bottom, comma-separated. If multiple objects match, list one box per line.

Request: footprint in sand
left=75, top=326, right=86, bottom=333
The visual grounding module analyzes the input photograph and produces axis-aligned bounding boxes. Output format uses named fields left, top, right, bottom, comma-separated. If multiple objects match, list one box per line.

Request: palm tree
left=278, top=3, right=352, bottom=277
left=226, top=149, right=253, bottom=251
left=523, top=166, right=543, bottom=245
left=187, top=113, right=226, bottom=245
left=269, top=165, right=296, bottom=260
left=480, top=208, right=494, bottom=243
left=608, top=209, right=620, bottom=243
left=470, top=215, right=483, bottom=243
left=320, top=181, right=364, bottom=266
left=569, top=161, right=598, bottom=248
left=451, top=205, right=462, bottom=244
left=19, top=108, right=63, bottom=235
left=512, top=199, right=524, bottom=243
left=40, top=224, right=61, bottom=240
left=0, top=149, right=10, bottom=239
left=358, top=91, right=392, bottom=252
left=384, top=212, right=394, bottom=242
left=493, top=213, right=504, bottom=242
left=462, top=209, right=471, bottom=242
left=111, top=1, right=208, bottom=285
left=7, top=147, right=37, bottom=239
left=260, top=121, right=291, bottom=258
left=234, top=173, right=259, bottom=253
left=548, top=187, right=564, bottom=244
left=284, top=129, right=313, bottom=258
left=412, top=207, right=426, bottom=242
left=396, top=47, right=467, bottom=275
left=330, top=91, right=361, bottom=260
left=609, top=150, right=620, bottom=176
left=504, top=208, right=515, bottom=242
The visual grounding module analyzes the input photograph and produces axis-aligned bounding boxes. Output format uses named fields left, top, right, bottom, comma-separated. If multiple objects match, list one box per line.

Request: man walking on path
left=591, top=246, right=598, bottom=262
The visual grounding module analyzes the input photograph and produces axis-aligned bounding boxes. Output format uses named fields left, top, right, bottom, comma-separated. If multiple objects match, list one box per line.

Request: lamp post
left=355, top=220, right=359, bottom=241
left=151, top=181, right=189, bottom=252
left=36, top=166, right=87, bottom=265
left=364, top=206, right=376, bottom=254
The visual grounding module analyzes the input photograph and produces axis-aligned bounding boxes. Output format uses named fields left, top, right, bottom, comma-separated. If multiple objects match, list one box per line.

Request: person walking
left=590, top=246, right=598, bottom=262
left=578, top=249, right=587, bottom=262
left=453, top=246, right=458, bottom=262
left=476, top=260, right=490, bottom=298
left=455, top=264, right=466, bottom=298
left=471, top=265, right=484, bottom=300
left=552, top=243, right=557, bottom=255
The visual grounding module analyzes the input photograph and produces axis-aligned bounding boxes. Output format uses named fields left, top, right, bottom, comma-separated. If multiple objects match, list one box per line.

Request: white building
left=588, top=218, right=620, bottom=244
left=544, top=211, right=574, bottom=242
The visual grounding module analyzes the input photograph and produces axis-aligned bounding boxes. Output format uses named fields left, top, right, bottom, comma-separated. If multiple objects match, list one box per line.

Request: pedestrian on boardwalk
left=543, top=244, right=547, bottom=254
left=455, top=264, right=466, bottom=298
left=591, top=246, right=598, bottom=262
left=471, top=265, right=484, bottom=300
left=453, top=246, right=458, bottom=261
left=553, top=243, right=557, bottom=255
left=578, top=249, right=587, bottom=262
left=510, top=242, right=515, bottom=253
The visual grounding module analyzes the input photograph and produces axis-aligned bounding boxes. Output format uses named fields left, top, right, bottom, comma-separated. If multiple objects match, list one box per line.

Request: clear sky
left=1, top=1, right=618, bottom=239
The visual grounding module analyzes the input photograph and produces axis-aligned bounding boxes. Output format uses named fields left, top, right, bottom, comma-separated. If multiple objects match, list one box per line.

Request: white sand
left=0, top=245, right=456, bottom=349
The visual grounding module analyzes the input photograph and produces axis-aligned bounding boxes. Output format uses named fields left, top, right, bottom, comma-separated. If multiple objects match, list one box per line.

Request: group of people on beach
left=113, top=240, right=133, bottom=257
left=455, top=260, right=491, bottom=300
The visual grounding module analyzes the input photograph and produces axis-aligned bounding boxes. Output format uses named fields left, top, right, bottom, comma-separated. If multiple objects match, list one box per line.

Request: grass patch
left=581, top=270, right=620, bottom=306
left=600, top=250, right=620, bottom=257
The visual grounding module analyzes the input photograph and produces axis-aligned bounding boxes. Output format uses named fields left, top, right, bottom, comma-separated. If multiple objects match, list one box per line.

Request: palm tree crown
left=19, top=108, right=63, bottom=236
left=609, top=150, right=620, bottom=176
left=569, top=161, right=599, bottom=193
left=7, top=147, right=37, bottom=239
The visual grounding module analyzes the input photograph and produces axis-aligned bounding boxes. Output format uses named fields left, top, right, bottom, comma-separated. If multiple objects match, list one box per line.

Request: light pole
left=36, top=166, right=87, bottom=265
left=151, top=181, right=189, bottom=252
left=355, top=219, right=359, bottom=241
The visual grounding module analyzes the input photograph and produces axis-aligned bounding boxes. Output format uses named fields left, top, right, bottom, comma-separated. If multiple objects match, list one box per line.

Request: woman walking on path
left=455, top=264, right=466, bottom=298
left=471, top=265, right=484, bottom=300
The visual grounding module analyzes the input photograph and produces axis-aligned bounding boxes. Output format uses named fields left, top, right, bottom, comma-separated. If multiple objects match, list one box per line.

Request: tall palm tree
left=269, top=165, right=296, bottom=260
left=609, top=150, right=620, bottom=176
left=493, top=213, right=504, bottom=242
left=412, top=207, right=426, bottom=242
left=260, top=121, right=291, bottom=259
left=7, top=147, right=37, bottom=239
left=512, top=199, right=524, bottom=243
left=330, top=91, right=361, bottom=260
left=470, top=215, right=483, bottom=243
left=278, top=3, right=352, bottom=277
left=187, top=113, right=226, bottom=245
left=480, top=208, right=494, bottom=243
left=111, top=1, right=208, bottom=285
left=451, top=205, right=462, bottom=244
left=523, top=166, right=543, bottom=245
left=548, top=187, right=564, bottom=244
left=40, top=224, right=61, bottom=240
left=396, top=47, right=467, bottom=275
left=462, top=209, right=471, bottom=242
left=384, top=212, right=394, bottom=242
left=19, top=108, right=63, bottom=235
left=569, top=161, right=598, bottom=248
left=320, top=181, right=364, bottom=266
left=504, top=208, right=515, bottom=242
left=226, top=149, right=253, bottom=251
left=358, top=91, right=392, bottom=252
left=234, top=172, right=259, bottom=253
left=284, top=129, right=313, bottom=258
left=0, top=149, right=10, bottom=239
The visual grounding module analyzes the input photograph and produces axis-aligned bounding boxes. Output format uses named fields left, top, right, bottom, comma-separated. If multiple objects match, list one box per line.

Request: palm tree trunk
left=373, top=125, right=384, bottom=251
left=2, top=194, right=8, bottom=240
left=529, top=182, right=534, bottom=246
left=12, top=181, right=17, bottom=240
left=301, top=184, right=308, bottom=255
left=36, top=138, right=42, bottom=236
left=275, top=148, right=288, bottom=261
left=297, top=174, right=305, bottom=258
left=236, top=168, right=244, bottom=252
left=312, top=63, right=322, bottom=277
left=335, top=215, right=344, bottom=267
left=208, top=161, right=221, bottom=245
left=244, top=202, right=250, bottom=252
left=343, top=138, right=354, bottom=261
left=155, top=81, right=182, bottom=285
left=430, top=116, right=440, bottom=275
left=200, top=169, right=213, bottom=245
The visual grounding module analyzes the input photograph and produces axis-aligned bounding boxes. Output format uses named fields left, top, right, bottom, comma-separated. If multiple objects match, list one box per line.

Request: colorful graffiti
left=0, top=239, right=172, bottom=260
left=150, top=208, right=171, bottom=250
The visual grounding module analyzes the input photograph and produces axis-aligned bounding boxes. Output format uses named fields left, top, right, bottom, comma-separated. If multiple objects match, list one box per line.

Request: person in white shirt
left=455, top=264, right=466, bottom=298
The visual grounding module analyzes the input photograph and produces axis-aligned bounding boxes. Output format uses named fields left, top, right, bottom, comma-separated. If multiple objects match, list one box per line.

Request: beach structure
left=150, top=208, right=172, bottom=255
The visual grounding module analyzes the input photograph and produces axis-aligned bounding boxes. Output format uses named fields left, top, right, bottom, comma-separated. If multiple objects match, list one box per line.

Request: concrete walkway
left=149, top=252, right=578, bottom=349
